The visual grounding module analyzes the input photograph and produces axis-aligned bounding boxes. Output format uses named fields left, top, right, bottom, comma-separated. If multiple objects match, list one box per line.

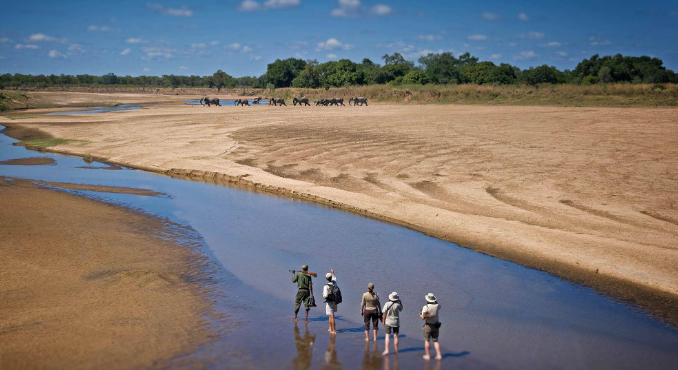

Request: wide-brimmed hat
left=389, top=292, right=399, bottom=301
left=326, top=273, right=333, bottom=280
left=301, top=264, right=308, bottom=271
left=367, top=282, right=374, bottom=290
left=425, top=293, right=437, bottom=303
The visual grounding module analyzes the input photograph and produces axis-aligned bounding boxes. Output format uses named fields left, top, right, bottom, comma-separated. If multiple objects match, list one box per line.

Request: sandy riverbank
left=2, top=92, right=677, bottom=323
left=0, top=177, right=216, bottom=369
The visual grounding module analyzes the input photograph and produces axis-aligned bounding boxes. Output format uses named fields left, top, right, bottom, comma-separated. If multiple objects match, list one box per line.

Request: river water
left=1, top=125, right=677, bottom=370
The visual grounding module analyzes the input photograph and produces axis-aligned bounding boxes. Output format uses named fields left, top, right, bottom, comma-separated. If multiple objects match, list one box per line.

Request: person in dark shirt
left=292, top=264, right=314, bottom=322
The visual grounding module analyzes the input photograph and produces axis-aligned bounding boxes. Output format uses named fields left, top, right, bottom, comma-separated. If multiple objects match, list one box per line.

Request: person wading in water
left=292, top=265, right=314, bottom=322
left=322, top=269, right=338, bottom=334
left=361, top=282, right=381, bottom=341
left=420, top=293, right=442, bottom=361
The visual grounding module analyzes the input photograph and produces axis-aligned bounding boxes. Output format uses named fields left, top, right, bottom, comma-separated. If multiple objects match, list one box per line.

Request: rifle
left=290, top=270, right=317, bottom=277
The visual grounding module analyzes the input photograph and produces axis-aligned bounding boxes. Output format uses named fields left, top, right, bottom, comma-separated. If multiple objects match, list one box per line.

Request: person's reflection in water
left=383, top=354, right=399, bottom=370
left=361, top=340, right=384, bottom=370
left=292, top=322, right=315, bottom=370
left=323, top=333, right=341, bottom=370
left=423, top=358, right=442, bottom=370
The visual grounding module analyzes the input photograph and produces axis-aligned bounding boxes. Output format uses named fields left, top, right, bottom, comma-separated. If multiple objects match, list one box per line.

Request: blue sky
left=1, top=0, right=676, bottom=77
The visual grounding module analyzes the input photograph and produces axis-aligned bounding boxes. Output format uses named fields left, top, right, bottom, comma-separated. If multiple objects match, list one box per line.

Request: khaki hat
left=367, top=282, right=374, bottom=289
left=425, top=293, right=437, bottom=303
left=326, top=273, right=333, bottom=280
left=301, top=264, right=308, bottom=271
left=389, top=292, right=399, bottom=301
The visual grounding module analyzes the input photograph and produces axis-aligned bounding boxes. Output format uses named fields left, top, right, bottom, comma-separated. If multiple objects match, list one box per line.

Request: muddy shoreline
left=0, top=176, right=219, bottom=369
left=2, top=121, right=678, bottom=329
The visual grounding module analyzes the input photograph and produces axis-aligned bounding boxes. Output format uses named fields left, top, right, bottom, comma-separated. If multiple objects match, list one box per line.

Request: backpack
left=326, top=282, right=343, bottom=304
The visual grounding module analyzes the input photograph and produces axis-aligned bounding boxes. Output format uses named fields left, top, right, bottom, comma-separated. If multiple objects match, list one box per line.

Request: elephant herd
left=199, top=96, right=368, bottom=107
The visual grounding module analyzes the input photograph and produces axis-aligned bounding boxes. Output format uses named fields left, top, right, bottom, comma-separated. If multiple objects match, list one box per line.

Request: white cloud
left=146, top=3, right=193, bottom=17
left=87, top=25, right=110, bottom=31
left=29, top=33, right=65, bottom=43
left=419, top=35, right=442, bottom=41
left=508, top=42, right=517, bottom=47
left=589, top=36, right=611, bottom=46
left=239, top=0, right=300, bottom=11
left=543, top=41, right=561, bottom=47
left=482, top=12, right=502, bottom=21
left=191, top=43, right=206, bottom=49
left=48, top=50, right=66, bottom=58
left=468, top=35, right=488, bottom=41
left=241, top=46, right=254, bottom=52
left=316, top=38, right=354, bottom=51
left=490, top=53, right=501, bottom=60
left=179, top=66, right=188, bottom=70
left=288, top=41, right=308, bottom=50
left=15, top=44, right=39, bottom=49
left=403, top=48, right=448, bottom=59
left=143, top=67, right=151, bottom=72
left=226, top=43, right=255, bottom=53
left=518, top=12, right=529, bottom=21
left=227, top=43, right=242, bottom=51
left=371, top=4, right=392, bottom=16
left=521, top=31, right=545, bottom=39
left=254, top=55, right=262, bottom=60
left=513, top=51, right=537, bottom=60
left=141, top=46, right=175, bottom=60
left=120, top=48, right=131, bottom=55
left=555, top=51, right=567, bottom=57
left=0, top=56, right=6, bottom=60
left=67, top=44, right=85, bottom=54
left=331, top=0, right=361, bottom=17
left=126, top=37, right=143, bottom=44
left=1, top=38, right=11, bottom=43
left=326, top=53, right=337, bottom=59
left=209, top=41, right=220, bottom=46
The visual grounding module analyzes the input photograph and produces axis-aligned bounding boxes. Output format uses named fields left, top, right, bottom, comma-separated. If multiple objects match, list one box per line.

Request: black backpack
left=326, top=282, right=343, bottom=304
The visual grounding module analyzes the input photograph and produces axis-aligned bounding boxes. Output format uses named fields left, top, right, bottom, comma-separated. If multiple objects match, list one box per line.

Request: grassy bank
left=271, top=83, right=678, bottom=107
left=3, top=83, right=677, bottom=108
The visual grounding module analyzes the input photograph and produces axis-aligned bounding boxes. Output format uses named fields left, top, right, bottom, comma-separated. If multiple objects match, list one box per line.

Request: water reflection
left=323, top=334, right=341, bottom=370
left=383, top=355, right=399, bottom=370
left=292, top=323, right=315, bottom=370
left=362, top=341, right=383, bottom=370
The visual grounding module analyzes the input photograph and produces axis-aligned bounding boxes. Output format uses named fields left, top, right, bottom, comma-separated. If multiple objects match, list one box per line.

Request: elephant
left=293, top=97, right=310, bottom=106
left=234, top=99, right=250, bottom=106
left=252, top=97, right=262, bottom=104
left=349, top=97, right=368, bottom=106
left=334, top=98, right=345, bottom=106
left=269, top=98, right=286, bottom=106
left=200, top=97, right=221, bottom=107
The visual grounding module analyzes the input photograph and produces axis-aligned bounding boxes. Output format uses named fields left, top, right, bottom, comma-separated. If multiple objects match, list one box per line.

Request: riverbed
left=1, top=126, right=677, bottom=369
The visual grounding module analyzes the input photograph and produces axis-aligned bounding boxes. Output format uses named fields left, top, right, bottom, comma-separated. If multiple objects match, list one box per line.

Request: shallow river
left=1, top=126, right=677, bottom=369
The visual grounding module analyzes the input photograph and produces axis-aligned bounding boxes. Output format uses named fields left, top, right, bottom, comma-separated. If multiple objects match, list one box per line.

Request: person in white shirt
left=381, top=292, right=403, bottom=355
left=322, top=269, right=338, bottom=334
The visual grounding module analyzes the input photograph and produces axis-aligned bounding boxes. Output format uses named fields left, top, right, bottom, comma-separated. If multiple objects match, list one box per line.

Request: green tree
left=263, top=58, right=307, bottom=88
left=212, top=70, right=235, bottom=92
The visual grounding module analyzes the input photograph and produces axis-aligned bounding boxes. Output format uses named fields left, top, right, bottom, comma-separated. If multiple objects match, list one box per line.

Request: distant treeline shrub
left=1, top=53, right=676, bottom=91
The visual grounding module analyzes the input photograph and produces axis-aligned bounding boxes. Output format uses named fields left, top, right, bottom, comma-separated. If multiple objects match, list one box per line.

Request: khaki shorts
left=326, top=302, right=337, bottom=316
left=423, top=324, right=439, bottom=342
left=385, top=325, right=399, bottom=335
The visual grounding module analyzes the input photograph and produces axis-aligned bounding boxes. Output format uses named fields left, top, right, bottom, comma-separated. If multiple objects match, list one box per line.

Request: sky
left=0, top=0, right=677, bottom=77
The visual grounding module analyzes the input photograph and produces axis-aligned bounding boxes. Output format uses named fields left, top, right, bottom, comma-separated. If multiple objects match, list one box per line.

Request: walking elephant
left=349, top=97, right=368, bottom=106
left=269, top=98, right=286, bottom=106
left=200, top=97, right=221, bottom=107
left=234, top=99, right=250, bottom=106
left=293, top=97, right=310, bottom=106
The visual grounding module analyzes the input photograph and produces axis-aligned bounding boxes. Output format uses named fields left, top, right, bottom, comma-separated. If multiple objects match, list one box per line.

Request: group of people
left=291, top=265, right=443, bottom=361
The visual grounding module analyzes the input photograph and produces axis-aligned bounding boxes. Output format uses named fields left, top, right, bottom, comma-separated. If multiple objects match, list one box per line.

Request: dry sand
left=0, top=177, right=216, bottom=369
left=2, top=92, right=678, bottom=320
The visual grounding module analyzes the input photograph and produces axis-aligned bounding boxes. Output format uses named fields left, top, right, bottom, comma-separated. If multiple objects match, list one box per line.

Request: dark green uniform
left=293, top=272, right=313, bottom=313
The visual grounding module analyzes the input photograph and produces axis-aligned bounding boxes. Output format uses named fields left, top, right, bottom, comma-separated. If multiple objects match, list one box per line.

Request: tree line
left=1, top=53, right=675, bottom=90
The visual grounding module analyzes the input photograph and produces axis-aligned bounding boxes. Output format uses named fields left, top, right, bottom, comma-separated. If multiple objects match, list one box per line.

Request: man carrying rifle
left=292, top=264, right=314, bottom=322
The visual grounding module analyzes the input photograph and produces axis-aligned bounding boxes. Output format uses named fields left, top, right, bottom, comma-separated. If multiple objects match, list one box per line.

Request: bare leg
left=373, top=329, right=377, bottom=341
left=394, top=334, right=399, bottom=354
left=382, top=334, right=390, bottom=355
left=365, top=330, right=369, bottom=341
left=433, top=342, right=442, bottom=360
left=294, top=311, right=298, bottom=322
left=423, top=341, right=431, bottom=360
left=304, top=309, right=309, bottom=323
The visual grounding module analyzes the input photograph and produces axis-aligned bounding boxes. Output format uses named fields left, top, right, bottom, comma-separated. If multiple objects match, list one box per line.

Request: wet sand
left=2, top=92, right=677, bottom=319
left=0, top=157, right=55, bottom=166
left=0, top=177, right=216, bottom=369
